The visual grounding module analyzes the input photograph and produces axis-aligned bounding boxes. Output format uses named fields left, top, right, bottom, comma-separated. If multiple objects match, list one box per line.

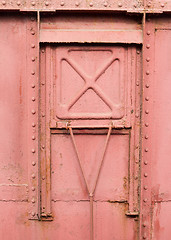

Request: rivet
left=31, top=70, right=35, bottom=75
left=32, top=161, right=36, bottom=166
left=144, top=185, right=148, bottom=190
left=32, top=57, right=35, bottom=61
left=32, top=97, right=36, bottom=101
left=136, top=82, right=139, bottom=86
left=145, top=148, right=149, bottom=152
left=32, top=136, right=36, bottom=140
left=31, top=44, right=35, bottom=48
left=145, top=110, right=149, bottom=114
left=118, top=2, right=122, bottom=7
left=146, top=83, right=150, bottom=88
left=32, top=110, right=36, bottom=114
left=145, top=123, right=149, bottom=127
left=42, top=176, right=45, bottom=180
left=32, top=149, right=36, bottom=153
left=31, top=187, right=35, bottom=191
left=143, top=233, right=147, bottom=239
left=42, top=145, right=45, bottom=149
left=41, top=49, right=45, bottom=53
left=31, top=17, right=35, bottom=21
left=89, top=2, right=93, bottom=7
left=134, top=3, right=137, bottom=7
left=143, top=222, right=147, bottom=227
left=146, top=44, right=150, bottom=49
left=146, top=57, right=150, bottom=62
left=136, top=50, right=140, bottom=54
left=161, top=3, right=164, bottom=7
left=45, top=1, right=49, bottom=6
left=144, top=173, right=148, bottom=177
left=145, top=97, right=149, bottom=101
left=32, top=173, right=36, bottom=179
left=31, top=1, right=35, bottom=6
left=134, top=176, right=138, bottom=180
left=60, top=1, right=64, bottom=6
left=143, top=198, right=148, bottom=203
left=17, top=1, right=21, bottom=6
left=42, top=82, right=45, bottom=86
left=147, top=18, right=150, bottom=22
left=75, top=1, right=79, bottom=6
left=144, top=161, right=148, bottom=165
left=147, top=30, right=151, bottom=35
left=146, top=70, right=150, bottom=75
left=135, top=113, right=139, bottom=118
left=31, top=198, right=35, bottom=203
left=145, top=135, right=149, bottom=139
left=31, top=84, right=35, bottom=88
left=32, top=122, right=36, bottom=127
left=31, top=212, right=35, bottom=216
left=2, top=0, right=6, bottom=5
left=31, top=30, right=35, bottom=35
left=42, top=113, right=45, bottom=117
left=147, top=1, right=151, bottom=7
left=104, top=2, right=107, bottom=7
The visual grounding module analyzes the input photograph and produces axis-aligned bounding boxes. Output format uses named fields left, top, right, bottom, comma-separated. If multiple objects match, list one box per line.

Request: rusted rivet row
left=29, top=17, right=38, bottom=218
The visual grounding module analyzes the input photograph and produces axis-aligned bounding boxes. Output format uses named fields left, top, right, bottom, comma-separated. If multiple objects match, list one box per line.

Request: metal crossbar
left=68, top=125, right=112, bottom=240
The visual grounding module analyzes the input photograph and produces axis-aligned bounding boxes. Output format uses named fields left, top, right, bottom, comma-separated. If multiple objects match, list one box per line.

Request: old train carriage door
left=39, top=13, right=142, bottom=240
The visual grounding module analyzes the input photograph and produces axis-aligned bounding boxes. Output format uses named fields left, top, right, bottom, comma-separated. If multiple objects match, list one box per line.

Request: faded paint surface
left=0, top=10, right=171, bottom=240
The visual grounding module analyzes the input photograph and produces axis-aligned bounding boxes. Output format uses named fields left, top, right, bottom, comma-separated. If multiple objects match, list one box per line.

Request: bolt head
left=31, top=1, right=35, bottom=6
left=104, top=2, right=108, bottom=7
left=32, top=173, right=36, bottom=178
left=147, top=30, right=151, bottom=35
left=32, top=97, right=36, bottom=101
left=2, top=1, right=6, bottom=5
left=144, top=161, right=148, bottom=165
left=31, top=198, right=35, bottom=203
left=31, top=44, right=35, bottom=48
left=17, top=1, right=21, bottom=6
left=146, top=44, right=150, bottom=49
left=32, top=110, right=36, bottom=114
left=145, top=135, right=149, bottom=139
left=32, top=149, right=36, bottom=153
left=89, top=2, right=93, bottom=6
left=31, top=212, right=35, bottom=216
left=45, top=1, right=49, bottom=6
left=118, top=2, right=122, bottom=7
left=32, top=136, right=36, bottom=140
left=145, top=148, right=149, bottom=152
left=146, top=57, right=150, bottom=62
left=161, top=3, right=164, bottom=7
left=32, top=161, right=36, bottom=166
left=60, top=1, right=64, bottom=6
left=75, top=1, right=79, bottom=6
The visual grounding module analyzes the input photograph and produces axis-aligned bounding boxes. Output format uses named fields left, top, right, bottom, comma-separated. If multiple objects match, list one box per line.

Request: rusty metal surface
left=1, top=7, right=171, bottom=240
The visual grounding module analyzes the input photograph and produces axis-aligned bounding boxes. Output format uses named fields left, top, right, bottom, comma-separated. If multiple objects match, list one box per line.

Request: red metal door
left=39, top=15, right=141, bottom=239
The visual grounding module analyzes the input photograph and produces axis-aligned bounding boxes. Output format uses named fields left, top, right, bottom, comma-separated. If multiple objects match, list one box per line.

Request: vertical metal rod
left=90, top=194, right=94, bottom=240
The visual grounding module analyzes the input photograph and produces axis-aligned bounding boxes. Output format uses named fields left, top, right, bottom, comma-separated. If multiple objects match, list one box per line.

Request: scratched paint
left=0, top=8, right=171, bottom=240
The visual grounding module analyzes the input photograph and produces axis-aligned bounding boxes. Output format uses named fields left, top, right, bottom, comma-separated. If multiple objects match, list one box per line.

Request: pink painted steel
left=3, top=9, right=171, bottom=240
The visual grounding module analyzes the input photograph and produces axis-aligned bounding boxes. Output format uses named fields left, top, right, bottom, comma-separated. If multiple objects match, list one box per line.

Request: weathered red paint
left=1, top=4, right=171, bottom=240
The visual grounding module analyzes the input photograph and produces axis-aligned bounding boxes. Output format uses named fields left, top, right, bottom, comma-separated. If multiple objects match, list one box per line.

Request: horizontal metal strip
left=40, top=29, right=143, bottom=44
left=51, top=129, right=129, bottom=135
